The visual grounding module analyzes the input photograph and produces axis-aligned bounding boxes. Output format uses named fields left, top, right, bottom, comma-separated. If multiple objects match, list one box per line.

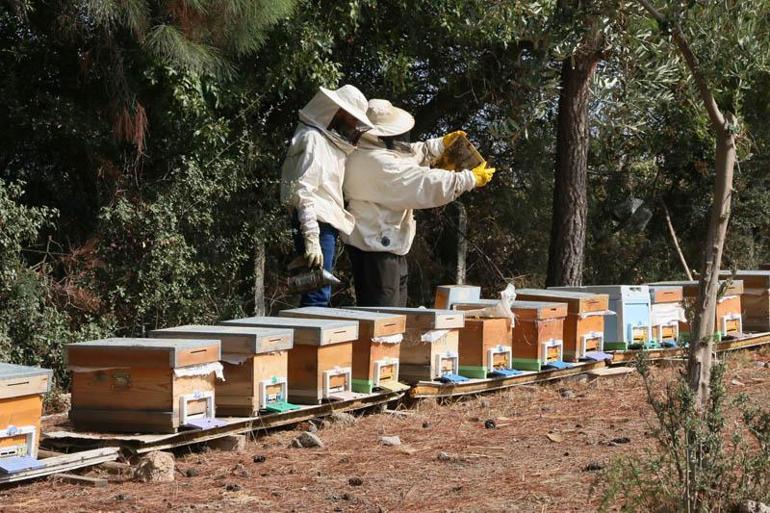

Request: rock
left=329, top=412, right=356, bottom=427
left=348, top=477, right=363, bottom=486
left=133, top=451, right=175, bottom=483
left=225, top=483, right=242, bottom=492
left=341, top=493, right=352, bottom=501
left=232, top=463, right=250, bottom=478
left=252, top=454, right=266, bottom=463
left=320, top=420, right=332, bottom=429
left=296, top=421, right=318, bottom=433
left=380, top=436, right=401, bottom=447
left=546, top=433, right=565, bottom=443
left=437, top=451, right=452, bottom=461
left=584, top=462, right=605, bottom=472
left=291, top=431, right=324, bottom=449
left=208, top=435, right=246, bottom=452
left=559, top=388, right=576, bottom=399
left=185, top=468, right=200, bottom=477
left=484, top=419, right=496, bottom=429
left=611, top=436, right=631, bottom=444
left=422, top=421, right=431, bottom=429
left=115, top=494, right=131, bottom=501
left=738, top=500, right=770, bottom=513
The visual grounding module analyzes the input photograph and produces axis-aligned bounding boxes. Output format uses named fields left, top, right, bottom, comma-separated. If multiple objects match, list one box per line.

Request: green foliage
left=597, top=354, right=770, bottom=512
left=0, top=182, right=110, bottom=386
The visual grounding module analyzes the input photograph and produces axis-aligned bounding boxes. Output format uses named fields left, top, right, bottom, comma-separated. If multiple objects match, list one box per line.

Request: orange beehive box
left=0, top=363, right=52, bottom=473
left=454, top=317, right=513, bottom=378
left=151, top=325, right=295, bottom=416
left=650, top=280, right=744, bottom=339
left=352, top=307, right=465, bottom=383
left=719, top=271, right=770, bottom=332
left=66, top=338, right=222, bottom=433
left=221, top=317, right=358, bottom=404
left=509, top=301, right=568, bottom=371
left=279, top=307, right=409, bottom=393
left=514, top=289, right=609, bottom=361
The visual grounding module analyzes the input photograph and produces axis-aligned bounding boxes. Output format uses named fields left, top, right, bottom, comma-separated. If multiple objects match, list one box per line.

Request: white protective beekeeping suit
left=280, top=86, right=372, bottom=246
left=342, top=101, right=476, bottom=255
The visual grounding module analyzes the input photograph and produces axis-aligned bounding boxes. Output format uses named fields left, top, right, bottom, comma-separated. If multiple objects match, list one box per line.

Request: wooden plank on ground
left=587, top=366, right=636, bottom=378
left=409, top=360, right=606, bottom=399
left=0, top=447, right=119, bottom=485
left=53, top=472, right=108, bottom=487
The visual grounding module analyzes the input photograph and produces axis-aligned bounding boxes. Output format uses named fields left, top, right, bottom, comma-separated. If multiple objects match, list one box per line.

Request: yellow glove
left=442, top=130, right=467, bottom=147
left=472, top=161, right=495, bottom=187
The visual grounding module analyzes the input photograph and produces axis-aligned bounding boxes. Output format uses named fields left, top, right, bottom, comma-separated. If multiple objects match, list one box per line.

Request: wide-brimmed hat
left=319, top=85, right=374, bottom=129
left=365, top=99, right=415, bottom=137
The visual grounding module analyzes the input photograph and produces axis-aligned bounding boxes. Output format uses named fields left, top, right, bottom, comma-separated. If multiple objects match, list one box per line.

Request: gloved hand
left=304, top=234, right=323, bottom=269
left=472, top=161, right=496, bottom=187
left=442, top=130, right=467, bottom=147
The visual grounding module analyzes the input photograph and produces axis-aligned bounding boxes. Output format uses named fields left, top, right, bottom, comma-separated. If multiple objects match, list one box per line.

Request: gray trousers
left=346, top=245, right=408, bottom=307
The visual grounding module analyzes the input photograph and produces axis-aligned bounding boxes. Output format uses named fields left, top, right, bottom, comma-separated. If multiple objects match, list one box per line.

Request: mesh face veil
left=327, top=108, right=371, bottom=145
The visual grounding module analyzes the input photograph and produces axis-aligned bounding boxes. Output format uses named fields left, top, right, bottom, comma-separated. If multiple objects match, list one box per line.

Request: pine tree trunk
left=687, top=120, right=736, bottom=409
left=546, top=50, right=600, bottom=287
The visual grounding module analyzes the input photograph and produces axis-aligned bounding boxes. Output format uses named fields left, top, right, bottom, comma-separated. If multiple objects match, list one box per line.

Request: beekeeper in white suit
left=281, top=85, right=374, bottom=307
left=343, top=99, right=495, bottom=307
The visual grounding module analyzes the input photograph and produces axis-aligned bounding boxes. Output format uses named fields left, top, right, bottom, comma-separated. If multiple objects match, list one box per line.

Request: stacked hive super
left=221, top=317, right=358, bottom=404
left=719, top=271, right=770, bottom=332
left=508, top=301, right=569, bottom=371
left=66, top=338, right=224, bottom=433
left=279, top=307, right=409, bottom=393
left=514, top=289, right=610, bottom=361
left=448, top=299, right=517, bottom=378
left=647, top=286, right=685, bottom=347
left=554, top=286, right=653, bottom=350
left=649, top=280, right=744, bottom=340
left=0, top=363, right=52, bottom=475
left=353, top=307, right=466, bottom=383
left=151, top=325, right=296, bottom=415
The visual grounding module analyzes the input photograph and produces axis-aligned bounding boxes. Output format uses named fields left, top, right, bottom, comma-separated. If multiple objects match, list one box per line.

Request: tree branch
left=636, top=0, right=726, bottom=131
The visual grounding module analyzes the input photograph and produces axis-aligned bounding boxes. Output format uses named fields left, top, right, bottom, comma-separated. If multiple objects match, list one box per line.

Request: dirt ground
left=2, top=350, right=769, bottom=513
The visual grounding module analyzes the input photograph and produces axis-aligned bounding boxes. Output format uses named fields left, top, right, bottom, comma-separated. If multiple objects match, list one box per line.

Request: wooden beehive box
left=509, top=301, right=568, bottom=371
left=0, top=363, right=52, bottom=472
left=66, top=338, right=222, bottom=433
left=279, top=307, right=408, bottom=394
left=151, top=325, right=295, bottom=416
left=220, top=317, right=358, bottom=404
left=553, top=286, right=653, bottom=350
left=453, top=317, right=513, bottom=378
left=719, top=271, right=770, bottom=332
left=434, top=285, right=481, bottom=310
left=647, top=286, right=685, bottom=347
left=514, top=289, right=609, bottom=361
left=649, top=280, right=744, bottom=338
left=353, top=307, right=465, bottom=383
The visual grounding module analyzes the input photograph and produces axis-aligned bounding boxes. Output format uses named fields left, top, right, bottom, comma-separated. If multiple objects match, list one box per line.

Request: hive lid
left=649, top=280, right=744, bottom=297
left=151, top=325, right=294, bottom=355
left=551, top=285, right=651, bottom=302
left=719, top=270, right=770, bottom=289
left=220, top=316, right=358, bottom=346
left=509, top=300, right=568, bottom=319
left=65, top=338, right=221, bottom=369
left=0, top=363, right=52, bottom=398
left=434, top=284, right=482, bottom=309
left=515, top=288, right=609, bottom=313
left=350, top=306, right=464, bottom=330
left=279, top=307, right=406, bottom=337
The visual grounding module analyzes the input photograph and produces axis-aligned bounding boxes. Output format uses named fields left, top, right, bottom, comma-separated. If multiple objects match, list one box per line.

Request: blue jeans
left=292, top=217, right=338, bottom=307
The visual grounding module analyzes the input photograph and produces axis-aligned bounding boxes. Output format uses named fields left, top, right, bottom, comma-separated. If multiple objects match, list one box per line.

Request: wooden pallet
left=610, top=332, right=770, bottom=363
left=0, top=447, right=119, bottom=485
left=42, top=390, right=404, bottom=455
left=409, top=360, right=607, bottom=399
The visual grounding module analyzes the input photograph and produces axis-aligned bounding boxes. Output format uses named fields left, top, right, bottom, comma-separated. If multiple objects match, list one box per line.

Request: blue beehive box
left=549, top=285, right=654, bottom=350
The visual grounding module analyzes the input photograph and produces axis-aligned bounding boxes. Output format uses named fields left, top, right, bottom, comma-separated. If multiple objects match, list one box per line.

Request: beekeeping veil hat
left=365, top=99, right=415, bottom=137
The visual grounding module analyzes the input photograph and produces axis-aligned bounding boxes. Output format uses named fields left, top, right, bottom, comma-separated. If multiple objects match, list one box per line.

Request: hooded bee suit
left=280, top=85, right=372, bottom=306
left=342, top=100, right=477, bottom=307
